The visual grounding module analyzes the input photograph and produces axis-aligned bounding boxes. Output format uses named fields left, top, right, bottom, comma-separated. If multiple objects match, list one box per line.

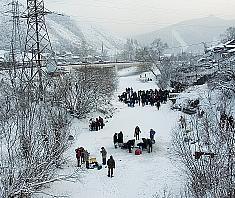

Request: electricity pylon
left=21, top=0, right=56, bottom=100
left=8, top=0, right=22, bottom=83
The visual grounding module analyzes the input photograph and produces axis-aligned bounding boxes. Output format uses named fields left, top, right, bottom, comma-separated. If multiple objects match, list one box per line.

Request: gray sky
left=22, top=0, right=235, bottom=37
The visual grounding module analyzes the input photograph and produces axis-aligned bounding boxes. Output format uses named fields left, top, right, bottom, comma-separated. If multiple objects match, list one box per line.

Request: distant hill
left=1, top=1, right=235, bottom=56
left=132, top=15, right=235, bottom=54
left=0, top=1, right=126, bottom=55
left=46, top=14, right=126, bottom=55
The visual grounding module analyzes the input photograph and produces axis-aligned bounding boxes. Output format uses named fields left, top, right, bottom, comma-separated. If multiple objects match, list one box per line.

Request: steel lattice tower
left=8, top=0, right=23, bottom=83
left=21, top=0, right=56, bottom=99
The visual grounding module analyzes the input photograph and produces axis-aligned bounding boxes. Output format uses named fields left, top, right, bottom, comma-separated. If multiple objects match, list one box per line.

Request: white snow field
left=42, top=67, right=186, bottom=198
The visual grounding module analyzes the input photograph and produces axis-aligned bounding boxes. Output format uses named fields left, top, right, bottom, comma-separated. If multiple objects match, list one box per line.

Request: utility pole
left=21, top=0, right=56, bottom=100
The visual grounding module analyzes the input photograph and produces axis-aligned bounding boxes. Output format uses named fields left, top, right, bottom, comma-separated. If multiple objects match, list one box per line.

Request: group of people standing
left=113, top=126, right=156, bottom=153
left=118, top=87, right=169, bottom=109
left=89, top=116, right=104, bottom=131
left=113, top=131, right=124, bottom=148
left=75, top=147, right=90, bottom=169
left=75, top=146, right=116, bottom=178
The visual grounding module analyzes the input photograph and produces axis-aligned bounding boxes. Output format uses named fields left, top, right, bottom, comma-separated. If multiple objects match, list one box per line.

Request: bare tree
left=220, top=27, right=235, bottom=43
left=171, top=90, right=235, bottom=198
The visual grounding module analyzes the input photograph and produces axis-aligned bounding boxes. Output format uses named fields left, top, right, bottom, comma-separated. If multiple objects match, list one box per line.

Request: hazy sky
left=21, top=0, right=235, bottom=37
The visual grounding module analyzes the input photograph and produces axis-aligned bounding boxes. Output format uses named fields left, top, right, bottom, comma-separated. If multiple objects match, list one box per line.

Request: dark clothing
left=150, top=129, right=156, bottom=140
left=147, top=139, right=153, bottom=153
left=107, top=156, right=115, bottom=177
left=113, top=133, right=118, bottom=144
left=134, top=126, right=141, bottom=140
left=99, top=117, right=104, bottom=129
left=113, top=133, right=118, bottom=148
left=127, top=139, right=135, bottom=153
left=128, top=143, right=132, bottom=153
left=156, top=101, right=160, bottom=110
left=137, top=138, right=148, bottom=149
left=118, top=132, right=123, bottom=143
left=108, top=167, right=114, bottom=177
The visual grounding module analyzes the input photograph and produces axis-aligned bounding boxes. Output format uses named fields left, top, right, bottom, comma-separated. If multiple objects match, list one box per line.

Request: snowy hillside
left=133, top=15, right=235, bottom=54
left=72, top=16, right=127, bottom=54
left=46, top=14, right=127, bottom=55
left=0, top=2, right=126, bottom=55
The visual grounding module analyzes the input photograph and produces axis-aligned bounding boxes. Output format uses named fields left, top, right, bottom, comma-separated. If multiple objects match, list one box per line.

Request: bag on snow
left=135, top=149, right=141, bottom=155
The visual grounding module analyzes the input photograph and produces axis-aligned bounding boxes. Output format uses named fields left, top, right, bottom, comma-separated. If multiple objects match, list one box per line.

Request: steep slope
left=133, top=15, right=235, bottom=53
left=73, top=17, right=127, bottom=52
left=46, top=14, right=127, bottom=54
left=0, top=1, right=126, bottom=55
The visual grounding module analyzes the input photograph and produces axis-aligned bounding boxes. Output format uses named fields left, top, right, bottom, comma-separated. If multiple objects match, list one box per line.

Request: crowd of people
left=75, top=126, right=156, bottom=177
left=113, top=127, right=156, bottom=154
left=75, top=146, right=115, bottom=177
left=77, top=87, right=162, bottom=177
left=75, top=147, right=90, bottom=169
left=118, top=87, right=169, bottom=109
left=89, top=116, right=104, bottom=131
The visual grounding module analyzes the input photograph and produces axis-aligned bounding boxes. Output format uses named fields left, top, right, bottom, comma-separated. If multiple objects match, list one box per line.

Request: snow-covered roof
left=228, top=48, right=235, bottom=53
left=225, top=39, right=235, bottom=46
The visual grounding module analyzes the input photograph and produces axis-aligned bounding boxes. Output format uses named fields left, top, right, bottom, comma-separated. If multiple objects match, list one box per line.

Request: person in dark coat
left=127, top=139, right=135, bottom=153
left=107, top=155, right=115, bottom=177
left=80, top=147, right=85, bottom=164
left=99, top=116, right=104, bottom=129
left=147, top=139, right=153, bottom=153
left=156, top=100, right=161, bottom=110
left=134, top=126, right=141, bottom=140
left=113, top=133, right=118, bottom=148
left=95, top=118, right=100, bottom=131
left=118, top=131, right=124, bottom=147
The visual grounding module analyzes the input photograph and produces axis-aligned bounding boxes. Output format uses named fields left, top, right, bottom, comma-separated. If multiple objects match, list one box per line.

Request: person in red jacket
left=75, top=148, right=81, bottom=167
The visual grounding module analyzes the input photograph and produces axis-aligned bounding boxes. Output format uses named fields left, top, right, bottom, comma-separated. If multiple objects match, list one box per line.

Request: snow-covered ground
left=42, top=67, right=186, bottom=198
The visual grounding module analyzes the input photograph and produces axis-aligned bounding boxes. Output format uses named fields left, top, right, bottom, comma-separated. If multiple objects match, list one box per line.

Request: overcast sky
left=21, top=0, right=235, bottom=37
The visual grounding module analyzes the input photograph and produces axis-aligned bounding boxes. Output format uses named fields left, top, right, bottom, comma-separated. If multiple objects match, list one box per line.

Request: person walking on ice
left=107, top=155, right=115, bottom=177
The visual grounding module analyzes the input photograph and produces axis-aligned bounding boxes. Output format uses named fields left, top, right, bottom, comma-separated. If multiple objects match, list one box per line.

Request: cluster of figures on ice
left=118, top=87, right=169, bottom=109
left=113, top=127, right=156, bottom=154
left=88, top=116, right=104, bottom=131
left=75, top=146, right=115, bottom=177
left=75, top=127, right=156, bottom=178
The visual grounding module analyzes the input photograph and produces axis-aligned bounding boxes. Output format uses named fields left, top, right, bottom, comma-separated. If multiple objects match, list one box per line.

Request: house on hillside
left=224, top=39, right=235, bottom=55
